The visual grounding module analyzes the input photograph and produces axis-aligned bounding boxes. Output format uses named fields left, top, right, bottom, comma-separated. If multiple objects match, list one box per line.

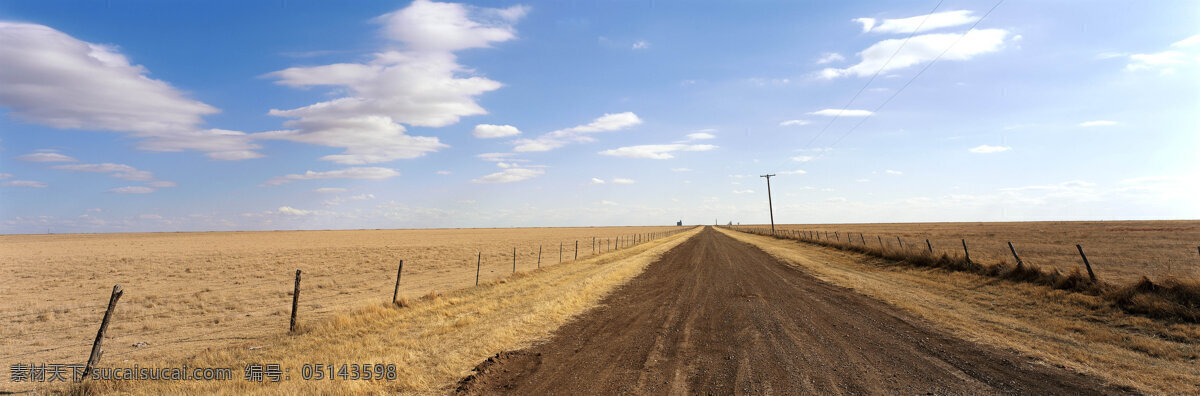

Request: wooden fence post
left=860, top=233, right=866, bottom=244
left=559, top=242, right=563, bottom=263
left=926, top=239, right=933, bottom=254
left=877, top=235, right=883, bottom=247
left=1076, top=244, right=1097, bottom=281
left=961, top=240, right=971, bottom=263
left=1008, top=242, right=1023, bottom=267
left=289, top=270, right=301, bottom=333
left=512, top=247, right=517, bottom=273
left=897, top=237, right=903, bottom=249
left=575, top=240, right=578, bottom=260
left=538, top=245, right=542, bottom=268
left=835, top=232, right=840, bottom=242
left=475, top=252, right=481, bottom=285
left=392, top=260, right=404, bottom=305
left=82, top=284, right=123, bottom=379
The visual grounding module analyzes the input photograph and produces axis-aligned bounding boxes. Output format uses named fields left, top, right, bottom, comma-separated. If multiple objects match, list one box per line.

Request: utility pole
left=760, top=173, right=776, bottom=235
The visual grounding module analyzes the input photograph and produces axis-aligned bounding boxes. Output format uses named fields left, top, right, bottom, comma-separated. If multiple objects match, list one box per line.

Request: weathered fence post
left=1076, top=244, right=1097, bottom=281
left=559, top=242, right=563, bottom=263
left=926, top=239, right=933, bottom=254
left=537, top=245, right=542, bottom=268
left=475, top=252, right=481, bottom=285
left=835, top=232, right=840, bottom=242
left=860, top=233, right=866, bottom=244
left=897, top=236, right=904, bottom=249
left=961, top=239, right=971, bottom=263
left=512, top=247, right=517, bottom=273
left=289, top=270, right=301, bottom=333
left=82, top=284, right=123, bottom=379
left=1008, top=242, right=1023, bottom=267
left=877, top=235, right=883, bottom=247
left=575, top=240, right=578, bottom=260
left=392, top=260, right=404, bottom=305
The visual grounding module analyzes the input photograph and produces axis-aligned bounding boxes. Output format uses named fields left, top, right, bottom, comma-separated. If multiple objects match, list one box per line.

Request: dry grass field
left=770, top=220, right=1200, bottom=284
left=0, top=225, right=685, bottom=393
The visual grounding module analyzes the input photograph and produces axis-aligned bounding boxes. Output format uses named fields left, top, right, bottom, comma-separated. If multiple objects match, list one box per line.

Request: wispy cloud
left=612, top=178, right=635, bottom=184
left=732, top=189, right=755, bottom=194
left=108, top=186, right=155, bottom=194
left=1079, top=120, right=1118, bottom=127
left=854, top=10, right=979, bottom=34
left=809, top=109, right=873, bottom=117
left=3, top=180, right=47, bottom=188
left=968, top=144, right=1011, bottom=154
left=471, top=167, right=544, bottom=183
left=514, top=112, right=642, bottom=152
left=265, top=167, right=400, bottom=186
left=599, top=144, right=716, bottom=159
left=816, top=52, right=844, bottom=64
left=15, top=151, right=77, bottom=162
left=779, top=120, right=811, bottom=126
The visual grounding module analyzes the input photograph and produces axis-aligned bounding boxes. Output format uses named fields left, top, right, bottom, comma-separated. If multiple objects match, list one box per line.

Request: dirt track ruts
left=456, top=227, right=1132, bottom=395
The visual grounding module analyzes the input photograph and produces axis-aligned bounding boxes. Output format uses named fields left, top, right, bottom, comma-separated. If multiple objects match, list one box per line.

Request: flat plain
left=773, top=220, right=1200, bottom=284
left=0, top=226, right=681, bottom=374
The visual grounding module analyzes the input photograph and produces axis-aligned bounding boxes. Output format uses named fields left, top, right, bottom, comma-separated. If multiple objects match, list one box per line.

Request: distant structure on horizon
left=676, top=220, right=682, bottom=226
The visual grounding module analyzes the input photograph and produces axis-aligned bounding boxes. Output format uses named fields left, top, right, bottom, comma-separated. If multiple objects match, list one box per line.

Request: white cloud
left=15, top=151, right=77, bottom=162
left=471, top=167, right=544, bottom=183
left=0, top=22, right=261, bottom=160
left=277, top=206, right=312, bottom=216
left=779, top=120, right=810, bottom=126
left=436, top=170, right=452, bottom=175
left=820, top=29, right=1009, bottom=79
left=476, top=152, right=521, bottom=162
left=1125, top=50, right=1193, bottom=73
left=108, top=186, right=154, bottom=194
left=313, top=187, right=348, bottom=193
left=265, top=167, right=400, bottom=186
left=601, top=200, right=619, bottom=206
left=791, top=155, right=815, bottom=162
left=732, top=189, right=755, bottom=194
left=0, top=173, right=11, bottom=180
left=86, top=208, right=102, bottom=212
left=598, top=144, right=716, bottom=159
left=885, top=169, right=903, bottom=175
left=809, top=109, right=873, bottom=117
left=856, top=178, right=871, bottom=182
left=778, top=170, right=807, bottom=175
left=816, top=52, right=845, bottom=64
left=146, top=180, right=177, bottom=188
left=1079, top=120, right=1118, bottom=127
left=51, top=163, right=154, bottom=181
left=3, top=180, right=47, bottom=188
left=670, top=168, right=692, bottom=172
left=684, top=132, right=716, bottom=140
left=968, top=144, right=1011, bottom=154
left=262, top=0, right=528, bottom=164
left=589, top=177, right=605, bottom=184
left=854, top=10, right=979, bottom=35
left=513, top=112, right=642, bottom=152
left=472, top=124, right=521, bottom=138
left=612, top=178, right=635, bottom=184
left=256, top=116, right=447, bottom=164
left=1172, top=34, right=1200, bottom=48
left=632, top=40, right=650, bottom=50
left=324, top=193, right=376, bottom=206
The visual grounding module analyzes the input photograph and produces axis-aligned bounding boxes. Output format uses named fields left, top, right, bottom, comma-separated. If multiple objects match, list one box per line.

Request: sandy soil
left=456, top=227, right=1132, bottom=395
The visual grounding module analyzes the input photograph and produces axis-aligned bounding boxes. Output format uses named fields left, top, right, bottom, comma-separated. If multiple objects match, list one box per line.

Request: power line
left=817, top=0, right=1006, bottom=158
left=801, top=0, right=946, bottom=151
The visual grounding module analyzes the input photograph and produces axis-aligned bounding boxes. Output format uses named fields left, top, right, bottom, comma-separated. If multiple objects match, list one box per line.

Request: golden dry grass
left=717, top=227, right=1200, bottom=394
left=767, top=220, right=1200, bottom=284
left=0, top=226, right=686, bottom=393
left=68, top=226, right=701, bottom=395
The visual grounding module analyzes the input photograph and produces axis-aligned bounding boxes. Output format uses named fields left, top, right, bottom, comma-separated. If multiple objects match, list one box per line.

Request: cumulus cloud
left=472, top=124, right=521, bottom=138
left=816, top=52, right=845, bottom=64
left=471, top=167, right=544, bottom=183
left=3, top=180, right=47, bottom=188
left=612, top=178, right=635, bottom=184
left=968, top=144, right=1011, bottom=154
left=108, top=186, right=154, bottom=194
left=15, top=151, right=77, bottom=162
left=809, top=109, right=873, bottom=117
left=265, top=167, right=400, bottom=186
left=1124, top=36, right=1199, bottom=74
left=820, top=28, right=1009, bottom=79
left=277, top=206, right=312, bottom=216
left=779, top=120, right=810, bottom=126
left=513, top=112, right=642, bottom=152
left=1079, top=120, right=1118, bottom=127
left=854, top=10, right=979, bottom=35
left=0, top=22, right=261, bottom=160
left=598, top=144, right=716, bottom=159
left=261, top=0, right=528, bottom=164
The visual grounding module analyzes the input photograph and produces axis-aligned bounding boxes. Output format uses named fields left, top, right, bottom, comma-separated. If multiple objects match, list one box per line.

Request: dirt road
left=456, top=227, right=1130, bottom=395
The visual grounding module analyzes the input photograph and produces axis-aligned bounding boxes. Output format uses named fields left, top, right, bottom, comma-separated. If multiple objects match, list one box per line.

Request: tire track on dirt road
left=456, top=227, right=1133, bottom=395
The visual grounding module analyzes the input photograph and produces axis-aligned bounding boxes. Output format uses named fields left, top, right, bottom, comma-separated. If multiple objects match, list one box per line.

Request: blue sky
left=0, top=0, right=1197, bottom=233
